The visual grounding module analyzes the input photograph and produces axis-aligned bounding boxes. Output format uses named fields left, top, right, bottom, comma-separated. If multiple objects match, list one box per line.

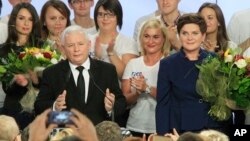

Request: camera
left=48, top=111, right=74, bottom=125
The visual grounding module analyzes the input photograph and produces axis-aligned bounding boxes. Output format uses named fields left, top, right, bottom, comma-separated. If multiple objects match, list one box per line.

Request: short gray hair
left=60, top=25, right=89, bottom=45
left=96, top=121, right=123, bottom=141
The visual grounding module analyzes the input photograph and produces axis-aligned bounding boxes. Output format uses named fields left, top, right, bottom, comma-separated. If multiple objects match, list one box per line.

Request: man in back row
left=68, top=0, right=97, bottom=35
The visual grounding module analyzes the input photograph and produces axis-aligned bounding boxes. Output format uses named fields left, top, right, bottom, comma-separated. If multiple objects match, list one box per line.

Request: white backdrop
left=1, top=0, right=250, bottom=37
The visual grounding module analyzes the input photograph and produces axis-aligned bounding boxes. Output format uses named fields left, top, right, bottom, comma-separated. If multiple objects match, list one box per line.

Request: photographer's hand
left=29, top=109, right=57, bottom=141
left=164, top=128, right=179, bottom=141
left=66, top=108, right=99, bottom=141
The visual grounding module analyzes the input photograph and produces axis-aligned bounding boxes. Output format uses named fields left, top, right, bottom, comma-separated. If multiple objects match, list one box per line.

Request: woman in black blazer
left=0, top=3, right=42, bottom=130
left=156, top=13, right=231, bottom=135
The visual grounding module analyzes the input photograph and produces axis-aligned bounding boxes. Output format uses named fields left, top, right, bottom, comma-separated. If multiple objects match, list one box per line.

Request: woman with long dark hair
left=0, top=2, right=42, bottom=130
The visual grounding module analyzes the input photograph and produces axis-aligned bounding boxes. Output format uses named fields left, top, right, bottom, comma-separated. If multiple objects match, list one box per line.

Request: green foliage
left=196, top=48, right=250, bottom=121
left=0, top=42, right=61, bottom=87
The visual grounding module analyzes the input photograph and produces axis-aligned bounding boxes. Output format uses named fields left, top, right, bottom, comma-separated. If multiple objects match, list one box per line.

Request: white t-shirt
left=227, top=40, right=238, bottom=50
left=0, top=23, right=8, bottom=106
left=227, top=8, right=250, bottom=45
left=71, top=20, right=97, bottom=35
left=89, top=32, right=139, bottom=63
left=0, top=15, right=9, bottom=24
left=133, top=11, right=158, bottom=42
left=122, top=56, right=161, bottom=133
left=0, top=83, right=5, bottom=108
left=0, top=22, right=8, bottom=44
left=243, top=47, right=250, bottom=58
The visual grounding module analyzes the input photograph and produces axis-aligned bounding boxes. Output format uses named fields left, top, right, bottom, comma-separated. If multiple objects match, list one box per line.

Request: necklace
left=161, top=12, right=181, bottom=27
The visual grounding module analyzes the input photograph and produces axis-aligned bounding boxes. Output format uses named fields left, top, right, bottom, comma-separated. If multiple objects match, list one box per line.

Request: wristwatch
left=145, top=85, right=151, bottom=94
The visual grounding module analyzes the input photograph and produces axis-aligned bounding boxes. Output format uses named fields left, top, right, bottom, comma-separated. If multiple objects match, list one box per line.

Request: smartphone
left=48, top=111, right=74, bottom=125
left=151, top=135, right=173, bottom=141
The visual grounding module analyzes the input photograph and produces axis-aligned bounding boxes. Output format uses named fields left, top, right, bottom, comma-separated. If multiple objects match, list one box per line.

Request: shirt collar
left=69, top=57, right=91, bottom=71
left=180, top=47, right=207, bottom=60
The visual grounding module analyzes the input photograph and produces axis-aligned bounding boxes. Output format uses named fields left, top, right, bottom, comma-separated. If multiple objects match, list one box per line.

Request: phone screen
left=48, top=111, right=73, bottom=125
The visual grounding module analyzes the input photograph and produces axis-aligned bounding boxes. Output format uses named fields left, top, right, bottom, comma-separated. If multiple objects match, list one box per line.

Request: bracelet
left=145, top=85, right=151, bottom=95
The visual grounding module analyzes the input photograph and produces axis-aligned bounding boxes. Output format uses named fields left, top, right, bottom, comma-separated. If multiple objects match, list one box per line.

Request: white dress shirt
left=53, top=58, right=90, bottom=111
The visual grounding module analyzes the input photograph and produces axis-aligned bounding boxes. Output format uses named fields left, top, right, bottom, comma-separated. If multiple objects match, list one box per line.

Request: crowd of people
left=0, top=0, right=250, bottom=141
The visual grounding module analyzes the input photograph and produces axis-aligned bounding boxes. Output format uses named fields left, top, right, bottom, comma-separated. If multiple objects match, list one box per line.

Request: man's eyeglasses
left=97, top=12, right=116, bottom=19
left=71, top=0, right=92, bottom=4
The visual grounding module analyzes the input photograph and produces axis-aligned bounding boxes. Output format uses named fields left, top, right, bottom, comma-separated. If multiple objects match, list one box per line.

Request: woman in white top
left=122, top=19, right=171, bottom=139
left=90, top=0, right=139, bottom=79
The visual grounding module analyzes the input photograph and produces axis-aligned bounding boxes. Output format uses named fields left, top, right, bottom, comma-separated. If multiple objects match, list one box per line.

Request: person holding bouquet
left=156, top=13, right=231, bottom=135
left=198, top=2, right=245, bottom=125
left=0, top=3, right=42, bottom=130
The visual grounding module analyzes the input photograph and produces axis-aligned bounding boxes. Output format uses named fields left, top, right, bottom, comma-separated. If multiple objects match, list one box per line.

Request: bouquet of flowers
left=196, top=48, right=250, bottom=121
left=0, top=42, right=61, bottom=86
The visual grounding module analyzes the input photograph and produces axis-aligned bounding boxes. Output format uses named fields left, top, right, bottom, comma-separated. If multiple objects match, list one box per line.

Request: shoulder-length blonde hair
left=139, top=19, right=171, bottom=57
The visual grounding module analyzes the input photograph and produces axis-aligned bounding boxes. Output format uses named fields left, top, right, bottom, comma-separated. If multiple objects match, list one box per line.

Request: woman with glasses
left=68, top=0, right=97, bottom=35
left=90, top=0, right=139, bottom=80
left=40, top=0, right=71, bottom=57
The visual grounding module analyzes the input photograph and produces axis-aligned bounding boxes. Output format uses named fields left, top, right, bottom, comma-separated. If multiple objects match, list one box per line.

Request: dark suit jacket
left=34, top=58, right=126, bottom=125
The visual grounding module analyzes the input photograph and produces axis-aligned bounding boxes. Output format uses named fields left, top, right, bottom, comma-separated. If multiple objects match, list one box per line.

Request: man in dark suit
left=34, top=25, right=126, bottom=125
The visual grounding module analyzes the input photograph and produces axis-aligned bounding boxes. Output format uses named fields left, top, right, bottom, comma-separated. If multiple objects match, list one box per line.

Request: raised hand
left=104, top=88, right=115, bottom=112
left=55, top=90, right=67, bottom=111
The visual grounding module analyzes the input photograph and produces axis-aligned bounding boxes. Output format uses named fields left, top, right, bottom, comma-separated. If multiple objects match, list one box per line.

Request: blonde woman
left=122, top=19, right=170, bottom=139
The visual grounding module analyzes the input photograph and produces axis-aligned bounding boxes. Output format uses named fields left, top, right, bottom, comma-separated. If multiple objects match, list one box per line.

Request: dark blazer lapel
left=86, top=58, right=99, bottom=104
left=60, top=60, right=82, bottom=110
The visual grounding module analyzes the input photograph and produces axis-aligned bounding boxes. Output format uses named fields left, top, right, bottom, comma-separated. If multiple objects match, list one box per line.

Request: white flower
left=34, top=53, right=44, bottom=59
left=50, top=58, right=58, bottom=64
left=234, top=59, right=247, bottom=68
left=224, top=55, right=233, bottom=63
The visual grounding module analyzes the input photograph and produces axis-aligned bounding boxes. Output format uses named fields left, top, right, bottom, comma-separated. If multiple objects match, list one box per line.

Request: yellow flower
left=26, top=47, right=41, bottom=54
left=224, top=48, right=230, bottom=57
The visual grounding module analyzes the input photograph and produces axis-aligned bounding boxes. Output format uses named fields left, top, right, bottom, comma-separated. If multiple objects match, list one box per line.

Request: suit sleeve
left=156, top=59, right=171, bottom=135
left=109, top=65, right=126, bottom=118
left=34, top=68, right=57, bottom=115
